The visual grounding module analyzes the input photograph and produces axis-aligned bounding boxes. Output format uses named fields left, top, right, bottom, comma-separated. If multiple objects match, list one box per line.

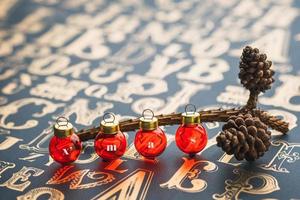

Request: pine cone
left=216, top=113, right=271, bottom=161
left=239, top=46, right=275, bottom=93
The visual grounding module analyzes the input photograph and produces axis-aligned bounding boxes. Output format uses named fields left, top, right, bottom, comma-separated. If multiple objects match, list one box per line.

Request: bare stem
left=252, top=109, right=289, bottom=134
left=245, top=90, right=259, bottom=110
left=76, top=108, right=289, bottom=141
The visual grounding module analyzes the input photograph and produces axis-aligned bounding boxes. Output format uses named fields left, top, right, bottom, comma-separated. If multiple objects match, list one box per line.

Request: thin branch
left=76, top=108, right=288, bottom=141
left=252, top=109, right=289, bottom=134
left=245, top=90, right=259, bottom=110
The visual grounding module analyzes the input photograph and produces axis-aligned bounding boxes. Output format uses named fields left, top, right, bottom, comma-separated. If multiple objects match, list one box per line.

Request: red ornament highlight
left=94, top=130, right=127, bottom=160
left=49, top=117, right=82, bottom=164
left=175, top=124, right=207, bottom=154
left=134, top=109, right=167, bottom=158
left=49, top=134, right=82, bottom=164
left=135, top=129, right=167, bottom=158
left=175, top=104, right=208, bottom=155
left=94, top=113, right=127, bottom=160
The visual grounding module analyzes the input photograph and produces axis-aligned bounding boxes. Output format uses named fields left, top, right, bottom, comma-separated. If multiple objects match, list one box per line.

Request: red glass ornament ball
left=94, top=131, right=127, bottom=160
left=134, top=128, right=167, bottom=158
left=175, top=124, right=208, bottom=155
left=49, top=134, right=82, bottom=164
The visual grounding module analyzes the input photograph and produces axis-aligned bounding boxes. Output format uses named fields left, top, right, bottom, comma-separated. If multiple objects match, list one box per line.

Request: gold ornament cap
left=182, top=104, right=200, bottom=125
left=100, top=113, right=120, bottom=134
left=53, top=116, right=74, bottom=138
left=139, top=109, right=158, bottom=131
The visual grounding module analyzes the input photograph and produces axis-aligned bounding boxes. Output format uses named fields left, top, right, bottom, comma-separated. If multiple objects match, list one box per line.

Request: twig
left=252, top=109, right=289, bottom=134
left=245, top=90, right=259, bottom=110
left=77, top=108, right=288, bottom=141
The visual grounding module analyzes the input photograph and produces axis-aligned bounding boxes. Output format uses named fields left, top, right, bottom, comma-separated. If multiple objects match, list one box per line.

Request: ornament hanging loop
left=140, top=109, right=158, bottom=131
left=100, top=112, right=119, bottom=134
left=182, top=104, right=200, bottom=125
left=185, top=104, right=196, bottom=114
left=56, top=116, right=69, bottom=127
left=54, top=116, right=73, bottom=138
left=142, top=109, right=154, bottom=120
left=103, top=112, right=116, bottom=124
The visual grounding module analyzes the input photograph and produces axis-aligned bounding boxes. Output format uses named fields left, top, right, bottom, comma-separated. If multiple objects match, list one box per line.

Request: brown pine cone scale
left=216, top=113, right=271, bottom=161
left=239, top=46, right=275, bottom=93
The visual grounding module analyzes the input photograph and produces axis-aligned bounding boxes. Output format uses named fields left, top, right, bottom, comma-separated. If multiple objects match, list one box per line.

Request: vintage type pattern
left=0, top=0, right=300, bottom=199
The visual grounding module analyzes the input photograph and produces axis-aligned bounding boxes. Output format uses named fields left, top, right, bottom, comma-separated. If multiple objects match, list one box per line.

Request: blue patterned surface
left=0, top=0, right=300, bottom=199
